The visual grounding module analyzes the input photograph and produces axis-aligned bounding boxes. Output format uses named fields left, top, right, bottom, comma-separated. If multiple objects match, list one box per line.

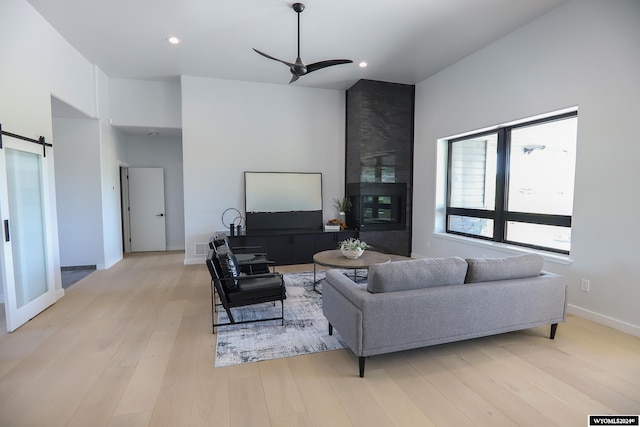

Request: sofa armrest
left=322, top=270, right=376, bottom=355
left=323, top=270, right=372, bottom=308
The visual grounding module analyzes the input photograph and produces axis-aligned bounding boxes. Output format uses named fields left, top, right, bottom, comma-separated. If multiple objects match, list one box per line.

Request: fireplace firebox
left=346, top=182, right=407, bottom=231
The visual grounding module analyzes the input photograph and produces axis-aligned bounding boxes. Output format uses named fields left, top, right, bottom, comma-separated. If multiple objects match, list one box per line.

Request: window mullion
left=504, top=211, right=572, bottom=227
left=494, top=128, right=508, bottom=242
left=446, top=140, right=453, bottom=208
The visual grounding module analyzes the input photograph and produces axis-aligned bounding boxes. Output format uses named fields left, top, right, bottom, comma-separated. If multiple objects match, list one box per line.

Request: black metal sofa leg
left=327, top=322, right=366, bottom=377
left=550, top=323, right=558, bottom=339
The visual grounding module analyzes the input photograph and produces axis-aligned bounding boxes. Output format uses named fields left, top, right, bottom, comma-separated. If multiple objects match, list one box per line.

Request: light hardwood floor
left=0, top=251, right=638, bottom=426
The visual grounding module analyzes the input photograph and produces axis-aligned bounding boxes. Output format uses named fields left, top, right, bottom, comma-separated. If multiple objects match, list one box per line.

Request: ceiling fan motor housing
left=292, top=64, right=307, bottom=75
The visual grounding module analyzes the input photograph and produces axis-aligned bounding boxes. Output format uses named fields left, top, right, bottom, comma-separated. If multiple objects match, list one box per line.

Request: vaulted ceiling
left=27, top=0, right=569, bottom=91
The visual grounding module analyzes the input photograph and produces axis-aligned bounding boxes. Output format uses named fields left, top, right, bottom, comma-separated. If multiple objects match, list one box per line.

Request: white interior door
left=128, top=167, right=166, bottom=252
left=0, top=138, right=57, bottom=332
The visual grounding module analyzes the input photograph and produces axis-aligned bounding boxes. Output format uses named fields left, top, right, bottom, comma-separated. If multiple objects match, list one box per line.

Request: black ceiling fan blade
left=253, top=48, right=295, bottom=68
left=254, top=3, right=353, bottom=83
left=305, top=59, right=353, bottom=74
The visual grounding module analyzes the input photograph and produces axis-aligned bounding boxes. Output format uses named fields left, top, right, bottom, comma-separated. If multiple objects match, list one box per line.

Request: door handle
left=156, top=213, right=164, bottom=217
left=4, top=220, right=9, bottom=242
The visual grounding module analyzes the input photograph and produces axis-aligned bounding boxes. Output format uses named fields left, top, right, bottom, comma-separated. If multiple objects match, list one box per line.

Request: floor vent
left=195, top=243, right=208, bottom=256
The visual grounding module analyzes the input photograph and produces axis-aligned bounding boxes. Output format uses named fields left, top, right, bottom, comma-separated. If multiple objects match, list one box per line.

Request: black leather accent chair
left=207, top=249, right=286, bottom=333
left=209, top=235, right=272, bottom=274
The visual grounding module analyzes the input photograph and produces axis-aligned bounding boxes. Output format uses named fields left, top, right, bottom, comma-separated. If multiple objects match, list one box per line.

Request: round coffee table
left=312, top=250, right=391, bottom=293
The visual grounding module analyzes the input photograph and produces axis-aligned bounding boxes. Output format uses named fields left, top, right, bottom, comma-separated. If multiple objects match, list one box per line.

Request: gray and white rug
left=214, top=271, right=348, bottom=367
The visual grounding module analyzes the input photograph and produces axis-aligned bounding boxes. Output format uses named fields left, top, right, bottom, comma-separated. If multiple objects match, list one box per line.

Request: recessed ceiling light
left=359, top=61, right=367, bottom=68
left=166, top=36, right=181, bottom=45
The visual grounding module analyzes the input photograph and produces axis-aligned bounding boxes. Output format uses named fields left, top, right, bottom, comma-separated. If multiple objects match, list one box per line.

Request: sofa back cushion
left=465, top=253, right=544, bottom=283
left=367, top=257, right=468, bottom=293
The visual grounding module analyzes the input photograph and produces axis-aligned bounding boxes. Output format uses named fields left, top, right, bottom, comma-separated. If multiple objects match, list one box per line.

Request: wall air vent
left=195, top=243, right=208, bottom=256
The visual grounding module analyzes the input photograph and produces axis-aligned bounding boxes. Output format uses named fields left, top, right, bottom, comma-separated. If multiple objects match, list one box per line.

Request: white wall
left=0, top=1, right=96, bottom=126
left=2, top=0, right=184, bottom=274
left=126, top=135, right=185, bottom=250
left=1, top=0, right=131, bottom=273
left=109, top=78, right=182, bottom=130
left=97, top=69, right=129, bottom=269
left=0, top=0, right=102, bottom=299
left=413, top=0, right=640, bottom=335
left=53, top=117, right=104, bottom=267
left=181, top=76, right=346, bottom=264
left=7, top=0, right=639, bottom=337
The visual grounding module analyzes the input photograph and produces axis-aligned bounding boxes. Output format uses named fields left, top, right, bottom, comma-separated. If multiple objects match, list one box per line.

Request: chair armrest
left=240, top=259, right=274, bottom=265
left=231, top=245, right=263, bottom=252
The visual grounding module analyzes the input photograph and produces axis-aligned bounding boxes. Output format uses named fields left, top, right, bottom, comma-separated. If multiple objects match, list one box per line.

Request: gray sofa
left=322, top=254, right=567, bottom=377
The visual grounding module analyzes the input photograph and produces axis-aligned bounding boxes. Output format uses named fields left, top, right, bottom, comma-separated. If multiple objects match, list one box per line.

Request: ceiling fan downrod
left=293, top=3, right=306, bottom=75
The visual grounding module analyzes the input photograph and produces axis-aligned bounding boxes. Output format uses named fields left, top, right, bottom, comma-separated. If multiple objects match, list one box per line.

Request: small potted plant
left=333, top=197, right=352, bottom=215
left=338, top=238, right=371, bottom=259
left=333, top=197, right=352, bottom=227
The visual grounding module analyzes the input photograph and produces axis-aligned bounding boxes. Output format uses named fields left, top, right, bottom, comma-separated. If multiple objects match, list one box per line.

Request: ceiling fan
left=253, top=2, right=353, bottom=84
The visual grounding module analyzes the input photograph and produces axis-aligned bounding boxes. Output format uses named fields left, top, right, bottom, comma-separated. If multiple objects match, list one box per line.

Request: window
left=446, top=111, right=577, bottom=254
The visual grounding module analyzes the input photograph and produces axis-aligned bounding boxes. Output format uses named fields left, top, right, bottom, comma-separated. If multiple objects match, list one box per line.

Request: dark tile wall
left=345, top=79, right=415, bottom=256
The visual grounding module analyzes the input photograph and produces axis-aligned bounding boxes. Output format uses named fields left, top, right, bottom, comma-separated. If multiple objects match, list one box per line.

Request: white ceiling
left=29, top=0, right=569, bottom=92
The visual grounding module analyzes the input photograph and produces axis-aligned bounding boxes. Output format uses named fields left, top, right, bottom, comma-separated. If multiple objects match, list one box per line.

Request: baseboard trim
left=103, top=256, right=122, bottom=270
left=61, top=265, right=96, bottom=271
left=568, top=304, right=640, bottom=338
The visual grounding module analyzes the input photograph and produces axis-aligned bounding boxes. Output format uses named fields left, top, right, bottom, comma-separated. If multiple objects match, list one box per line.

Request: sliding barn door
left=0, top=137, right=57, bottom=332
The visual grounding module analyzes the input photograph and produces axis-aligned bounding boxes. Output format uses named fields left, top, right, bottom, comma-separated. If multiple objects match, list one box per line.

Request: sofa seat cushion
left=367, top=257, right=468, bottom=293
left=465, top=253, right=544, bottom=284
left=227, top=276, right=285, bottom=303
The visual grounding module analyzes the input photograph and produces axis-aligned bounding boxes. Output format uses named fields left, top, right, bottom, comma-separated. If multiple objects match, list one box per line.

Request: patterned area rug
left=214, top=271, right=347, bottom=367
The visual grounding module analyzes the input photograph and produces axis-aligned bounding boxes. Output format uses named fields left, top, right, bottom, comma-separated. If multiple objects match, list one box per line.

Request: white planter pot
left=340, top=248, right=364, bottom=259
